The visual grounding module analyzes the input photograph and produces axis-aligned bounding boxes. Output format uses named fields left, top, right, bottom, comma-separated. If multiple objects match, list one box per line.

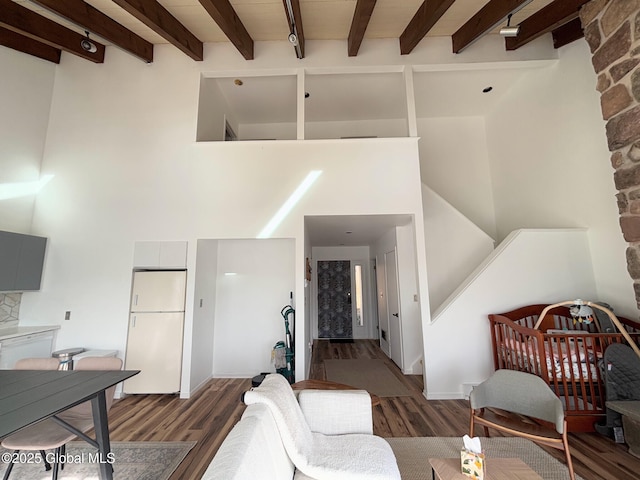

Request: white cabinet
left=0, top=330, right=55, bottom=369
left=133, top=241, right=187, bottom=268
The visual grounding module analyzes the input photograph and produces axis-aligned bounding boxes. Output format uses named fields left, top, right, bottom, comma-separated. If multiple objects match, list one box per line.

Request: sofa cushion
left=201, top=403, right=295, bottom=480
left=298, top=389, right=373, bottom=435
left=244, top=374, right=400, bottom=480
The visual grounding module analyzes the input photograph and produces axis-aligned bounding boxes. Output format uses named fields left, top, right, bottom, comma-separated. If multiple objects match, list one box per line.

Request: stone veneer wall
left=0, top=293, right=21, bottom=327
left=581, top=0, right=640, bottom=309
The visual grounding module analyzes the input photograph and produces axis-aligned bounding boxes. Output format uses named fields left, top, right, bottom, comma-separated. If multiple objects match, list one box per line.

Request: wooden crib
left=489, top=304, right=640, bottom=432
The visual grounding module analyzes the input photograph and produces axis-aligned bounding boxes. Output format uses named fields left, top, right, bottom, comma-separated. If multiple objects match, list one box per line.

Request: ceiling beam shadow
left=400, top=0, right=455, bottom=55
left=452, top=0, right=531, bottom=54
left=29, top=0, right=153, bottom=63
left=552, top=17, right=584, bottom=49
left=0, top=26, right=61, bottom=63
left=505, top=0, right=591, bottom=51
left=199, top=0, right=254, bottom=60
left=0, top=0, right=104, bottom=62
left=112, top=0, right=203, bottom=61
left=348, top=0, right=376, bottom=57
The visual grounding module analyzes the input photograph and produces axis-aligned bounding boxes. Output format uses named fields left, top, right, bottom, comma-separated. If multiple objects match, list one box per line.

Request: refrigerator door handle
left=134, top=294, right=139, bottom=306
left=132, top=315, right=136, bottom=328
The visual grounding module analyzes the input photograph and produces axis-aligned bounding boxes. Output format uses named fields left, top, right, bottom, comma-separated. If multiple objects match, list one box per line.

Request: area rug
left=386, top=437, right=584, bottom=480
left=0, top=441, right=195, bottom=480
left=324, top=359, right=411, bottom=397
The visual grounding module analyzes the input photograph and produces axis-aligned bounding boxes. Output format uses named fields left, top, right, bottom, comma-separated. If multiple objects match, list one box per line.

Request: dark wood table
left=0, top=369, right=139, bottom=480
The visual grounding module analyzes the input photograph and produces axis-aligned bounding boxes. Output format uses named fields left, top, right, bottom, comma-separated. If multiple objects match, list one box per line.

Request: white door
left=376, top=257, right=390, bottom=356
left=131, top=270, right=186, bottom=312
left=385, top=249, right=403, bottom=369
left=123, top=312, right=184, bottom=394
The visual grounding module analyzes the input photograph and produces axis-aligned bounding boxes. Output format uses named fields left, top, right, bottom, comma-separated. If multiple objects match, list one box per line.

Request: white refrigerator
left=123, top=270, right=186, bottom=394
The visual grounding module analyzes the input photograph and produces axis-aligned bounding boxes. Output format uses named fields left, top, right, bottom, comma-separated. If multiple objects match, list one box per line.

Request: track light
left=500, top=14, right=519, bottom=37
left=80, top=30, right=97, bottom=53
left=284, top=0, right=303, bottom=59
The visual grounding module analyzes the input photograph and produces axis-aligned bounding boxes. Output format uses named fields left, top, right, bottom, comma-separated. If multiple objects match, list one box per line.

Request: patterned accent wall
left=0, top=293, right=21, bottom=327
left=581, top=0, right=640, bottom=309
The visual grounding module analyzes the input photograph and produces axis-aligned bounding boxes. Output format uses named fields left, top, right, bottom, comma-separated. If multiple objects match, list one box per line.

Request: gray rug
left=324, top=359, right=411, bottom=397
left=0, top=441, right=195, bottom=480
left=386, top=437, right=583, bottom=480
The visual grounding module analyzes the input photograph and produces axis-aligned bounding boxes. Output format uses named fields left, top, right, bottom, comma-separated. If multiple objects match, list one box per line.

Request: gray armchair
left=469, top=369, right=575, bottom=480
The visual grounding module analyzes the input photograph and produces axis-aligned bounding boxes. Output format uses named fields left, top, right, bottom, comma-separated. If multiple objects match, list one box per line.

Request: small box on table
left=461, top=449, right=485, bottom=479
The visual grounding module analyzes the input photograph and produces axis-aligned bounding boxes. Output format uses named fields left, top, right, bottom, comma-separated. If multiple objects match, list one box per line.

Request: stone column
left=581, top=0, right=640, bottom=308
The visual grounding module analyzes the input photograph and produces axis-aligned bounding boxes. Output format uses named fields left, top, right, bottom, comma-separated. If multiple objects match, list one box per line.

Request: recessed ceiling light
left=482, top=86, right=493, bottom=93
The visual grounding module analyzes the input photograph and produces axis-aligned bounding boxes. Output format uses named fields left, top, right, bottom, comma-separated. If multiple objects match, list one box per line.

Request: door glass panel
left=354, top=264, right=364, bottom=327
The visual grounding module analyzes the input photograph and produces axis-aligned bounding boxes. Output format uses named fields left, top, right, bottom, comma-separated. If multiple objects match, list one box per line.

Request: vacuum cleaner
left=253, top=304, right=296, bottom=386
left=275, top=305, right=295, bottom=383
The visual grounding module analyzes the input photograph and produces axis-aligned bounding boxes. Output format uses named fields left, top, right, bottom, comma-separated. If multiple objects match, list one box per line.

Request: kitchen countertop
left=0, top=325, right=60, bottom=341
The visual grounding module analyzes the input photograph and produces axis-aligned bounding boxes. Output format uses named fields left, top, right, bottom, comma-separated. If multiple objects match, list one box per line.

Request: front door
left=317, top=260, right=352, bottom=339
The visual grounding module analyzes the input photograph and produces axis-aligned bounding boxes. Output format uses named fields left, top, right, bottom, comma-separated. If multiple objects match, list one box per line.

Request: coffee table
left=429, top=457, right=543, bottom=480
left=291, top=379, right=381, bottom=406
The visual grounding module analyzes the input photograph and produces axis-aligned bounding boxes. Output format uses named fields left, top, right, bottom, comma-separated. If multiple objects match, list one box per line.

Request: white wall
left=239, top=122, right=297, bottom=140
left=0, top=46, right=55, bottom=233
left=197, top=79, right=237, bottom=142
left=395, top=223, right=423, bottom=374
left=422, top=184, right=495, bottom=312
left=190, top=239, right=218, bottom=392
left=306, top=118, right=407, bottom=140
left=425, top=229, right=597, bottom=399
left=311, top=246, right=375, bottom=340
left=14, top=44, right=426, bottom=393
left=486, top=41, right=636, bottom=318
left=418, top=116, right=496, bottom=238
left=212, top=239, right=294, bottom=377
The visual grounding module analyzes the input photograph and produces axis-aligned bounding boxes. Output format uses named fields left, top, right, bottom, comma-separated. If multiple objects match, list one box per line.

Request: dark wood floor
left=108, top=339, right=640, bottom=479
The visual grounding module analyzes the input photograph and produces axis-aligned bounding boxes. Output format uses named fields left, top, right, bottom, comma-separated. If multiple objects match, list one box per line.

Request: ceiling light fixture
left=500, top=13, right=520, bottom=37
left=80, top=30, right=97, bottom=53
left=284, top=0, right=303, bottom=59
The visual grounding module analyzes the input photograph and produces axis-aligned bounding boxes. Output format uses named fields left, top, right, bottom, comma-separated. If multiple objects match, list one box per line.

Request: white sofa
left=201, top=386, right=395, bottom=480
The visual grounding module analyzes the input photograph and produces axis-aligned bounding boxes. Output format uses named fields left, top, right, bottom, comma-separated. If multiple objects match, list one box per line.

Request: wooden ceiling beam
left=282, top=0, right=305, bottom=58
left=199, top=0, right=254, bottom=60
left=29, top=0, right=153, bottom=63
left=400, top=0, right=456, bottom=55
left=112, top=0, right=203, bottom=61
left=348, top=0, right=376, bottom=57
left=552, top=17, right=584, bottom=49
left=452, top=0, right=531, bottom=54
left=505, top=0, right=591, bottom=51
left=0, top=26, right=61, bottom=63
left=0, top=0, right=104, bottom=62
